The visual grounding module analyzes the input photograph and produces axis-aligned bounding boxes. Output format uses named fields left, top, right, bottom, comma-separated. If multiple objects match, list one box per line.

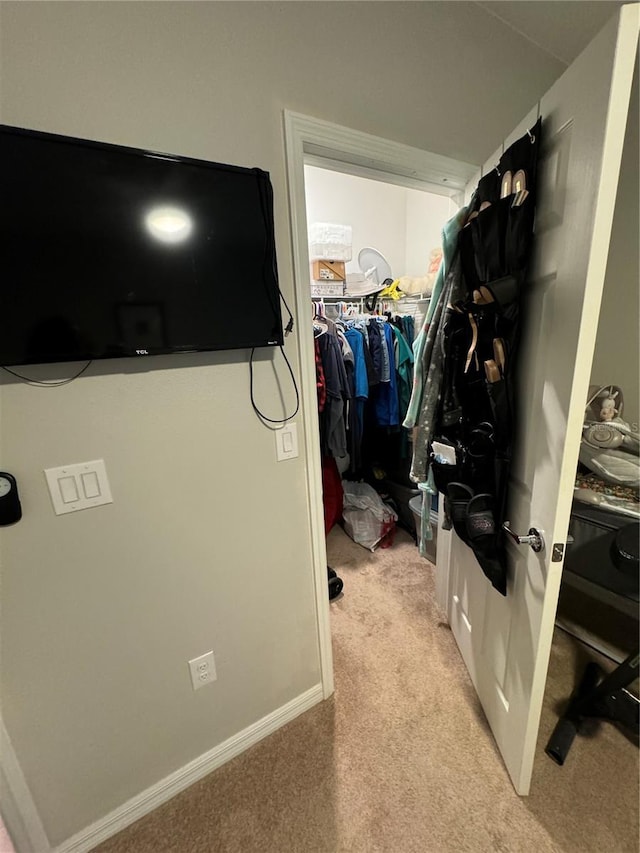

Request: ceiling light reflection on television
left=145, top=206, right=193, bottom=244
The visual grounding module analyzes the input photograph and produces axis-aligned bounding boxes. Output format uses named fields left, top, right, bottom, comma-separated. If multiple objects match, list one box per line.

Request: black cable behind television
left=0, top=125, right=284, bottom=366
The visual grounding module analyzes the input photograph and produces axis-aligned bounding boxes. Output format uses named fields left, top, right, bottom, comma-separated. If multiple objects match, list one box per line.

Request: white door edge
left=283, top=110, right=478, bottom=699
left=435, top=507, right=454, bottom=617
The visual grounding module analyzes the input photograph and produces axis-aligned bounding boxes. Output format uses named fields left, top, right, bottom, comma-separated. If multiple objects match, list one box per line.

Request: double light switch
left=45, top=459, right=113, bottom=515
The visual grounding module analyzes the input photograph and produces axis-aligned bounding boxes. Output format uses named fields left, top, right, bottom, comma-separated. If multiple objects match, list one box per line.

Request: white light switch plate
left=275, top=423, right=298, bottom=461
left=45, top=459, right=113, bottom=515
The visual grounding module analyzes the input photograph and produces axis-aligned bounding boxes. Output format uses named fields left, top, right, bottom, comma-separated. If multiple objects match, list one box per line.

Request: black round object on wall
left=0, top=472, right=22, bottom=525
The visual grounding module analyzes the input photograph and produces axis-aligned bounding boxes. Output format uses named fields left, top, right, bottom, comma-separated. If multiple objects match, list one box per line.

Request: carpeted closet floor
left=96, top=527, right=639, bottom=853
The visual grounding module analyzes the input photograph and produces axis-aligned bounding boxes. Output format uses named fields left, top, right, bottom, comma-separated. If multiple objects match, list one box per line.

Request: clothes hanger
left=312, top=300, right=328, bottom=337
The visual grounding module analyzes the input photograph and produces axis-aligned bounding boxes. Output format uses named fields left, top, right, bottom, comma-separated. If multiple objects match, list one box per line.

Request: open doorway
left=284, top=109, right=477, bottom=696
left=304, top=159, right=455, bottom=580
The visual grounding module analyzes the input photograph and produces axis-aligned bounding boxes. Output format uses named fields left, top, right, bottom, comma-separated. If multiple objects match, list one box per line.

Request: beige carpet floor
left=95, top=527, right=639, bottom=853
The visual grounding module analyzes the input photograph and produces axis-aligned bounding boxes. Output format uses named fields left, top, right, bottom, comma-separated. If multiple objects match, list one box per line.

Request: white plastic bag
left=342, top=481, right=398, bottom=551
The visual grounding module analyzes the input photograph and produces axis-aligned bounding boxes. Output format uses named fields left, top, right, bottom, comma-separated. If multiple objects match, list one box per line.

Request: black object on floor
left=328, top=566, right=343, bottom=600
left=546, top=521, right=640, bottom=765
left=545, top=650, right=639, bottom=766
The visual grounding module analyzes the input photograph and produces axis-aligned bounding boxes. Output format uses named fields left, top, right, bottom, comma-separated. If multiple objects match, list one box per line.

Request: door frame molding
left=0, top=715, right=51, bottom=852
left=283, top=110, right=477, bottom=697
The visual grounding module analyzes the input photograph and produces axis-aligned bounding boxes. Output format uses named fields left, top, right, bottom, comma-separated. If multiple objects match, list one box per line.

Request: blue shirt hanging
left=374, top=322, right=400, bottom=427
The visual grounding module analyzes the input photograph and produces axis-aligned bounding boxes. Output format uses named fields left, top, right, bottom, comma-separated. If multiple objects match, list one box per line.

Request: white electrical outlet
left=188, top=651, right=217, bottom=691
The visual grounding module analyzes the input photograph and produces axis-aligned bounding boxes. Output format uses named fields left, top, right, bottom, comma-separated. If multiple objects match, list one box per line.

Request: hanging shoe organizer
left=431, top=118, right=542, bottom=595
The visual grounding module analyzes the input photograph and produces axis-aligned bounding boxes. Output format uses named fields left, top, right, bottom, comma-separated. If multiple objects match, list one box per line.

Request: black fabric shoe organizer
left=431, top=118, right=542, bottom=595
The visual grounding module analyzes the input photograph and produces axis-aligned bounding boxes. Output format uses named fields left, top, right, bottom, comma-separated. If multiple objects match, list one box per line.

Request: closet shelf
left=311, top=294, right=432, bottom=303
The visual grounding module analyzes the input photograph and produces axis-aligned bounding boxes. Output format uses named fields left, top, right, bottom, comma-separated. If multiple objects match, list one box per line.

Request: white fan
left=358, top=247, right=392, bottom=287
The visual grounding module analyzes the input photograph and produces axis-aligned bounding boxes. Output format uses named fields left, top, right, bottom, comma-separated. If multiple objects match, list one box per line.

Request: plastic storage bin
left=409, top=495, right=438, bottom=563
left=308, top=222, right=353, bottom=261
left=376, top=479, right=420, bottom=534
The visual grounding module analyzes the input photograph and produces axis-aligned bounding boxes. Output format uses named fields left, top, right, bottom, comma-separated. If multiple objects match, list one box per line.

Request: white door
left=437, top=5, right=639, bottom=795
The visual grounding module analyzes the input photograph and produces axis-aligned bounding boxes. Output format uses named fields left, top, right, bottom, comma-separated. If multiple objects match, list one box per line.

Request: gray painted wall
left=0, top=2, right=566, bottom=845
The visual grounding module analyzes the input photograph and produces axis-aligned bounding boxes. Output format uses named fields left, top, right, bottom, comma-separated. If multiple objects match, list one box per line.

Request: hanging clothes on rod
left=313, top=301, right=350, bottom=535
left=314, top=310, right=351, bottom=460
left=313, top=300, right=417, bottom=480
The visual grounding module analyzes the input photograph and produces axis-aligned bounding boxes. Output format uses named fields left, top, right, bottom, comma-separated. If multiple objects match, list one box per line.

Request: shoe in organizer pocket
left=471, top=198, right=512, bottom=283
left=465, top=493, right=496, bottom=545
left=505, top=197, right=536, bottom=273
left=486, top=378, right=511, bottom=451
left=431, top=457, right=461, bottom=494
left=447, top=482, right=474, bottom=543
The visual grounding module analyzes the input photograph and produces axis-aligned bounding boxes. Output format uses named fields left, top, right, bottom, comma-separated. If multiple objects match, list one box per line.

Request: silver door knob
left=502, top=522, right=545, bottom=553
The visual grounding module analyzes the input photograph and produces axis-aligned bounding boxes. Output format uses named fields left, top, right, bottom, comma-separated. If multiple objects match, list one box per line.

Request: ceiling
left=475, top=1, right=626, bottom=65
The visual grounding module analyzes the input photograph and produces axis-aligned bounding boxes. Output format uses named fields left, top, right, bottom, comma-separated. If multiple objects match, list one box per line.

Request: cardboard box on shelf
left=312, top=260, right=346, bottom=281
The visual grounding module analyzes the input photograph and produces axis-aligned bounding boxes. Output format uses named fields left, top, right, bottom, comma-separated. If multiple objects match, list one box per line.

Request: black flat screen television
left=0, top=125, right=283, bottom=366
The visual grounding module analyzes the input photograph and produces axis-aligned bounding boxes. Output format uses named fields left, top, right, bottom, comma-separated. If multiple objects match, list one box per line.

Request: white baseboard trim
left=0, top=717, right=52, bottom=853
left=55, top=683, right=324, bottom=853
